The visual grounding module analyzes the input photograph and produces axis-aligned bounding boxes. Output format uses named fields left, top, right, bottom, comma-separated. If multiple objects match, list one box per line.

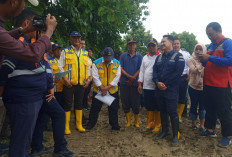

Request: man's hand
left=157, top=82, right=167, bottom=91
left=83, top=80, right=90, bottom=88
left=126, top=75, right=136, bottom=86
left=63, top=77, right=72, bottom=88
left=44, top=14, right=57, bottom=38
left=138, top=84, right=143, bottom=94
left=99, top=85, right=107, bottom=96
left=46, top=88, right=55, bottom=102
left=198, top=53, right=210, bottom=62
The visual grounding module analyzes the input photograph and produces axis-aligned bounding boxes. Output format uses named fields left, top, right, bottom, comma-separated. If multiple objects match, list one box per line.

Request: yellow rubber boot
left=146, top=111, right=154, bottom=129
left=177, top=104, right=185, bottom=121
left=75, top=110, right=85, bottom=132
left=152, top=111, right=161, bottom=132
left=125, top=112, right=131, bottom=127
left=134, top=114, right=140, bottom=128
left=65, top=111, right=71, bottom=135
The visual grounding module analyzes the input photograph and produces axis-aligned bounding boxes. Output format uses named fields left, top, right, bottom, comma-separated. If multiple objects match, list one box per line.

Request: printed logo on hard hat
left=107, top=51, right=112, bottom=56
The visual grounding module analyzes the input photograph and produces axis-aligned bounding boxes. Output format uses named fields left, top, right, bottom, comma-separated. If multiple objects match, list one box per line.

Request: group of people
left=0, top=0, right=232, bottom=157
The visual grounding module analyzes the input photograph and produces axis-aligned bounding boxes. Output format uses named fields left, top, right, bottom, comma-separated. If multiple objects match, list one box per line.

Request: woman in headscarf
left=188, top=43, right=207, bottom=131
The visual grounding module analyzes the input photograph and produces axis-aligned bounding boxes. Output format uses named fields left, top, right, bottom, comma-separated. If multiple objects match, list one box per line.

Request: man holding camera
left=0, top=0, right=57, bottom=67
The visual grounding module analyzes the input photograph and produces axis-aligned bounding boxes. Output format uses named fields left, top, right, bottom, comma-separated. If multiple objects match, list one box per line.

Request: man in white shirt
left=138, top=39, right=161, bottom=132
left=173, top=37, right=190, bottom=121
left=86, top=47, right=121, bottom=130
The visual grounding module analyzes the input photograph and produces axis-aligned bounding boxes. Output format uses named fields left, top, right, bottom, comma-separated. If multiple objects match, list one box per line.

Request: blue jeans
left=188, top=86, right=205, bottom=121
left=31, top=98, right=67, bottom=152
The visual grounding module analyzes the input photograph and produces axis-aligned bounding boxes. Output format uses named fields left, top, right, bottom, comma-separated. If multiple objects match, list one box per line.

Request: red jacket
left=204, top=36, right=232, bottom=88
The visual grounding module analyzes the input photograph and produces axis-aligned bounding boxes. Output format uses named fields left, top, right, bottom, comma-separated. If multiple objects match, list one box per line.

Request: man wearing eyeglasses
left=60, top=31, right=91, bottom=134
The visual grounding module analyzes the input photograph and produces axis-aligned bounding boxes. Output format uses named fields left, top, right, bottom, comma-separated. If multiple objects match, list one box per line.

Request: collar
left=147, top=51, right=160, bottom=56
left=101, top=57, right=113, bottom=64
left=71, top=45, right=81, bottom=51
left=126, top=51, right=137, bottom=56
left=163, top=50, right=175, bottom=56
left=215, top=35, right=225, bottom=44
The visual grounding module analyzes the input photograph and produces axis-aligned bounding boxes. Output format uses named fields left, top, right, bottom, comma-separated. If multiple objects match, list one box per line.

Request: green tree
left=123, top=22, right=153, bottom=55
left=4, top=0, right=149, bottom=58
left=170, top=31, right=198, bottom=54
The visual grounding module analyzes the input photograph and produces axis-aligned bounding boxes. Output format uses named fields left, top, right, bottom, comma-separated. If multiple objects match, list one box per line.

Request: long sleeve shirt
left=0, top=17, right=52, bottom=67
left=179, top=49, right=190, bottom=75
left=138, top=54, right=159, bottom=90
left=92, top=60, right=121, bottom=87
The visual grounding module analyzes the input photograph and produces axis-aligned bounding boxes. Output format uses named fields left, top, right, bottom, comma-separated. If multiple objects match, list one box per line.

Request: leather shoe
left=31, top=146, right=53, bottom=157
left=53, top=149, right=75, bottom=157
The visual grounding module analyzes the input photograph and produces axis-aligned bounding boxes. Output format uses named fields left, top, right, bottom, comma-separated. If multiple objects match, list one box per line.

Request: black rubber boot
left=171, top=116, right=179, bottom=145
left=157, top=111, right=170, bottom=139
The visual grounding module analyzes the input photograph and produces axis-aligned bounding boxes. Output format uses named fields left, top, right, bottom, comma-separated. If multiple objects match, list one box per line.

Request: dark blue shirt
left=153, top=50, right=185, bottom=98
left=120, top=51, right=142, bottom=86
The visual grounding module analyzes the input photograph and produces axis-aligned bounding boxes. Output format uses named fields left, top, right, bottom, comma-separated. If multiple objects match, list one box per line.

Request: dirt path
left=1, top=105, right=232, bottom=157
left=37, top=105, right=232, bottom=157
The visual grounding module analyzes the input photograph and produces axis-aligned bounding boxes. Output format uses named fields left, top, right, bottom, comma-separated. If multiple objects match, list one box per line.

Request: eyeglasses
left=148, top=44, right=156, bottom=48
left=71, top=36, right=81, bottom=40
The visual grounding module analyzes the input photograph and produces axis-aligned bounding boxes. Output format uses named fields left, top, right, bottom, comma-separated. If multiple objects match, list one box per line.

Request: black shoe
left=86, top=124, right=94, bottom=130
left=53, top=149, right=75, bottom=157
left=31, top=147, right=53, bottom=157
left=112, top=125, right=121, bottom=130
left=157, top=130, right=170, bottom=139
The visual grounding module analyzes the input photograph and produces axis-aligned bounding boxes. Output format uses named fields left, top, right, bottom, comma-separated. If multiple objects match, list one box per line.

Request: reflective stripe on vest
left=157, top=52, right=178, bottom=63
left=8, top=66, right=46, bottom=78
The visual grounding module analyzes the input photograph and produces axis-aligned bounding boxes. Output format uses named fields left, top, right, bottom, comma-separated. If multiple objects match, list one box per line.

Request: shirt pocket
left=98, top=69, right=104, bottom=78
left=66, top=54, right=75, bottom=64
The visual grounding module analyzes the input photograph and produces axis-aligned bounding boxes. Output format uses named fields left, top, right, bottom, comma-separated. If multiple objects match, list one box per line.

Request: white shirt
left=59, top=45, right=91, bottom=76
left=179, top=49, right=190, bottom=75
left=138, top=54, right=158, bottom=90
left=92, top=59, right=121, bottom=87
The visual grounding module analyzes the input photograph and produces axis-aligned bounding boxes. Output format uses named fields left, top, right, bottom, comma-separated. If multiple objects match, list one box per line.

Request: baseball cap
left=70, top=31, right=82, bottom=37
left=52, top=43, right=62, bottom=51
left=127, top=38, right=137, bottom=44
left=103, top=47, right=114, bottom=60
left=147, top=38, right=158, bottom=46
left=28, top=0, right=39, bottom=6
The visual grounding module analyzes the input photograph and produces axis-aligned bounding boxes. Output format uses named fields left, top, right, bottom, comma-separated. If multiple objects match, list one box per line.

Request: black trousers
left=144, top=89, right=159, bottom=111
left=31, top=98, right=67, bottom=152
left=120, top=85, right=140, bottom=114
left=63, top=85, right=85, bottom=111
left=88, top=92, right=120, bottom=128
left=204, top=85, right=232, bottom=136
left=178, top=75, right=188, bottom=104
left=83, top=81, right=92, bottom=108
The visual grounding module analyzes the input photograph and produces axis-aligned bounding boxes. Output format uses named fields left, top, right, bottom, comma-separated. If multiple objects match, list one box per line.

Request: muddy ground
left=1, top=105, right=232, bottom=157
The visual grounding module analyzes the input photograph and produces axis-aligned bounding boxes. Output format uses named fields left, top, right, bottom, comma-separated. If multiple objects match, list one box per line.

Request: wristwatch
left=17, top=27, right=23, bottom=36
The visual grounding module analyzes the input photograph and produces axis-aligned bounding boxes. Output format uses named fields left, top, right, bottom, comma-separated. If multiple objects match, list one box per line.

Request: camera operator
left=0, top=0, right=57, bottom=67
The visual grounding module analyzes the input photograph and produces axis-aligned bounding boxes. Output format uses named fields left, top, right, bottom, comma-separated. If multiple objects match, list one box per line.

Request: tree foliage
left=123, top=23, right=153, bottom=55
left=5, top=0, right=149, bottom=58
left=170, top=31, right=198, bottom=54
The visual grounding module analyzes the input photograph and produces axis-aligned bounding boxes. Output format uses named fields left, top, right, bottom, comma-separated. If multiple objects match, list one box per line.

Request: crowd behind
left=0, top=0, right=232, bottom=157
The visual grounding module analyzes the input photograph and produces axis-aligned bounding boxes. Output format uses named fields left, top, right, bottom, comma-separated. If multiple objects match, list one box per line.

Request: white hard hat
left=28, top=0, right=39, bottom=6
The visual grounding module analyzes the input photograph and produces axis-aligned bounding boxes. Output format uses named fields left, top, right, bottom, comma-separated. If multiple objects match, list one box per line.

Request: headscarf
left=192, top=43, right=207, bottom=60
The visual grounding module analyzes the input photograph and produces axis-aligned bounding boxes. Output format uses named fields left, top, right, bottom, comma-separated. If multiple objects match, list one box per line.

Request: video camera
left=32, top=15, right=47, bottom=29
